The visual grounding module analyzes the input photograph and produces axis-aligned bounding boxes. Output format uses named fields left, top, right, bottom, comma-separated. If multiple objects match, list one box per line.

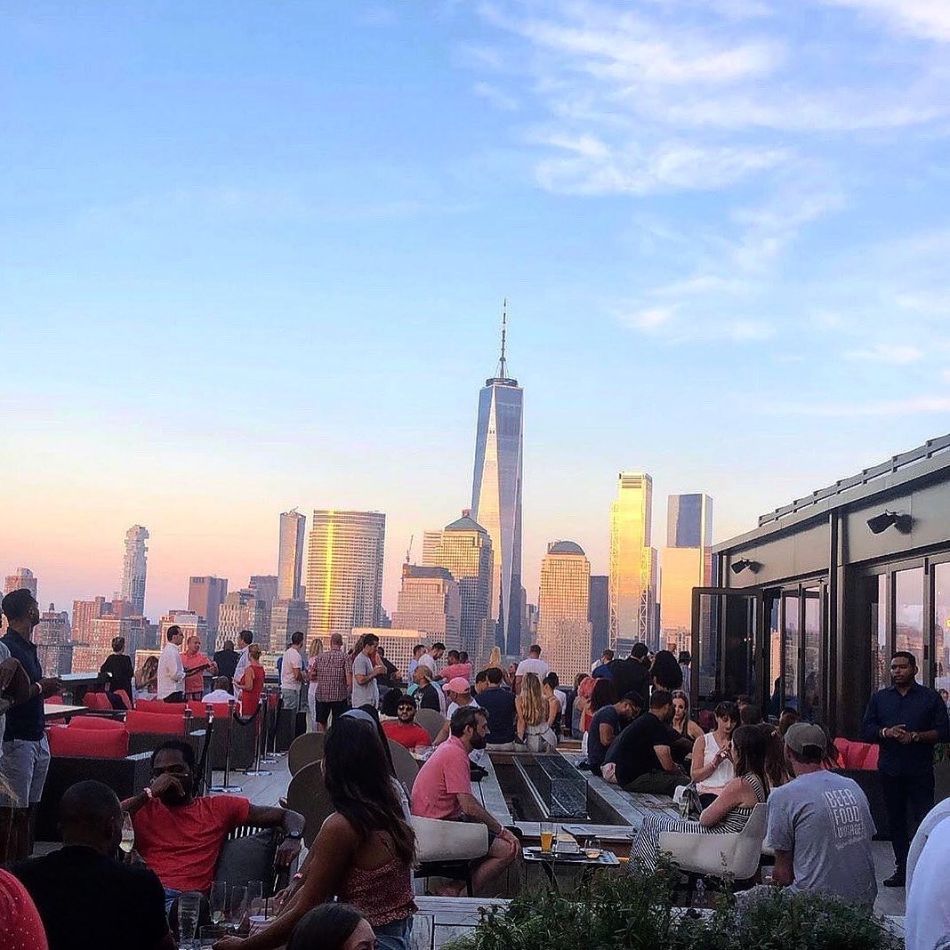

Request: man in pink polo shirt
left=411, top=706, right=520, bottom=896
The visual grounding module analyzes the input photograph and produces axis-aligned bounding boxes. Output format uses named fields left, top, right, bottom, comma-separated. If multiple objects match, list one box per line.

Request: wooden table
left=44, top=703, right=91, bottom=721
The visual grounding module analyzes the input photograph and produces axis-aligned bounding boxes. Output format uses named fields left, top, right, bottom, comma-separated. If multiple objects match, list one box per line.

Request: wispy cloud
left=845, top=343, right=925, bottom=364
left=822, top=0, right=950, bottom=43
left=764, top=396, right=950, bottom=417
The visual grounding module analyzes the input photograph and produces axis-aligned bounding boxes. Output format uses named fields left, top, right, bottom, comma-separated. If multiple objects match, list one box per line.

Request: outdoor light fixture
left=866, top=511, right=912, bottom=535
left=731, top=558, right=760, bottom=575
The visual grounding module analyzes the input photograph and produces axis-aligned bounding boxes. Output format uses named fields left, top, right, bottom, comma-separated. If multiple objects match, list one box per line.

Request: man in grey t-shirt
left=767, top=723, right=877, bottom=908
left=350, top=633, right=386, bottom=709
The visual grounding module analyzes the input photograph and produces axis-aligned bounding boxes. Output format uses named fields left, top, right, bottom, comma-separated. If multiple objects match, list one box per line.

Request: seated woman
left=669, top=689, right=702, bottom=762
left=287, top=903, right=374, bottom=950
left=516, top=673, right=557, bottom=752
left=215, top=716, right=416, bottom=950
left=630, top=724, right=769, bottom=873
left=690, top=701, right=739, bottom=803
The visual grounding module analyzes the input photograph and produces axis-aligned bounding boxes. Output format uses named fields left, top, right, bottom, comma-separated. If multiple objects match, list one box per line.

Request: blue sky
left=4, top=0, right=950, bottom=619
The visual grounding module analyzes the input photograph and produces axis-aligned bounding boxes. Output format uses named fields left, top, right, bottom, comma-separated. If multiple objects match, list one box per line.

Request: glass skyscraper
left=120, top=525, right=149, bottom=616
left=537, top=541, right=592, bottom=683
left=277, top=509, right=307, bottom=601
left=667, top=493, right=713, bottom=549
left=471, top=315, right=523, bottom=654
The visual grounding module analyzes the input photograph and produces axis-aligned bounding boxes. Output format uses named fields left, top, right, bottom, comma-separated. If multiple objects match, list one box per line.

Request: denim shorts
left=0, top=735, right=51, bottom=807
left=373, top=916, right=413, bottom=950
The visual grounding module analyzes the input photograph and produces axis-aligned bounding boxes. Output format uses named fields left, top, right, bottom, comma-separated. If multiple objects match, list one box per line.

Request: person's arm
left=514, top=675, right=523, bottom=695
left=905, top=694, right=950, bottom=745
left=246, top=804, right=306, bottom=867
left=353, top=657, right=375, bottom=686
left=456, top=792, right=506, bottom=836
left=772, top=850, right=794, bottom=887
left=598, top=721, right=617, bottom=748
left=215, top=815, right=355, bottom=950
left=690, top=734, right=716, bottom=783
left=698, top=776, right=745, bottom=827
left=860, top=692, right=884, bottom=743
left=516, top=702, right=526, bottom=741
left=546, top=697, right=559, bottom=729
left=653, top=744, right=679, bottom=773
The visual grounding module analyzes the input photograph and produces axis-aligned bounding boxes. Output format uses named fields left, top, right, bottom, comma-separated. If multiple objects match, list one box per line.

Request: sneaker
left=883, top=871, right=905, bottom=888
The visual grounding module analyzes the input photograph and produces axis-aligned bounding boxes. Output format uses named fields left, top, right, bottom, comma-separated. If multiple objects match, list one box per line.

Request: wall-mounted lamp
left=866, top=511, right=912, bottom=535
left=730, top=558, right=761, bottom=575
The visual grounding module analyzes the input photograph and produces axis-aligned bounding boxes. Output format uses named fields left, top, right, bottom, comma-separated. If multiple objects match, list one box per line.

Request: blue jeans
left=374, top=916, right=413, bottom=950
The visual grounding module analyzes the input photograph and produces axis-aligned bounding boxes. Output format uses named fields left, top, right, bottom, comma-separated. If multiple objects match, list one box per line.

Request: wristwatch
left=286, top=831, right=303, bottom=840
left=912, top=732, right=921, bottom=743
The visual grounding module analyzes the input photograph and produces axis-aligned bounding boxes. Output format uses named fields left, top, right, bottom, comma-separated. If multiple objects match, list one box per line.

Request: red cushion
left=83, top=692, right=113, bottom=711
left=834, top=738, right=853, bottom=767
left=112, top=689, right=133, bottom=710
left=48, top=724, right=129, bottom=758
left=134, top=699, right=187, bottom=715
left=205, top=702, right=234, bottom=720
left=68, top=717, right=126, bottom=731
left=125, top=710, right=185, bottom=735
left=187, top=701, right=208, bottom=720
left=46, top=695, right=65, bottom=706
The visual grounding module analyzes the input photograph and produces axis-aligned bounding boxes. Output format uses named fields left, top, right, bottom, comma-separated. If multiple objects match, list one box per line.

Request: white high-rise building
left=537, top=542, right=592, bottom=683
left=4, top=567, right=37, bottom=598
left=392, top=564, right=461, bottom=648
left=609, top=473, right=658, bottom=653
left=277, top=510, right=307, bottom=601
left=120, top=525, right=149, bottom=615
left=305, top=510, right=386, bottom=640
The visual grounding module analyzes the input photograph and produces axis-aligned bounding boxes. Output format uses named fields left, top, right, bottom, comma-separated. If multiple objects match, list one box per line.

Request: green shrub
left=443, top=867, right=902, bottom=950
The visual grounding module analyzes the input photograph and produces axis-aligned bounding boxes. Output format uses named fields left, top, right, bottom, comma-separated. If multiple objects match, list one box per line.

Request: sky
left=3, top=0, right=950, bottom=621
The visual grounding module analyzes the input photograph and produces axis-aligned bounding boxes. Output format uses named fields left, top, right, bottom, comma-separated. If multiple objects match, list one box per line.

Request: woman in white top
left=690, top=700, right=740, bottom=801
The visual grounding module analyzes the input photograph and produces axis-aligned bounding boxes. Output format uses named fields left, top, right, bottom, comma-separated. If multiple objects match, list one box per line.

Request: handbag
left=674, top=782, right=703, bottom=819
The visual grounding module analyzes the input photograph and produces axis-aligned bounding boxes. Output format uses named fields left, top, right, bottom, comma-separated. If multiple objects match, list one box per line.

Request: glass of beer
left=539, top=821, right=555, bottom=853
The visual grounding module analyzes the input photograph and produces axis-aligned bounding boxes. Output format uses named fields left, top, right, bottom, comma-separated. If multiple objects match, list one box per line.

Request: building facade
left=537, top=542, right=592, bottom=684
left=392, top=564, right=461, bottom=648
left=188, top=576, right=229, bottom=637
left=159, top=610, right=208, bottom=645
left=217, top=589, right=269, bottom=647
left=423, top=513, right=494, bottom=663
left=350, top=627, right=427, bottom=682
left=588, top=575, right=610, bottom=664
left=277, top=509, right=307, bottom=601
left=4, top=567, right=37, bottom=598
left=470, top=316, right=523, bottom=654
left=270, top=599, right=310, bottom=650
left=35, top=603, right=72, bottom=676
left=305, top=510, right=386, bottom=641
left=120, top=525, right=149, bottom=616
left=667, top=493, right=713, bottom=549
left=609, top=473, right=658, bottom=653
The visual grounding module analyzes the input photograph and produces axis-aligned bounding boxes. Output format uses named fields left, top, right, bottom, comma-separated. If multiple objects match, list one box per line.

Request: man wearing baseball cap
left=766, top=723, right=877, bottom=908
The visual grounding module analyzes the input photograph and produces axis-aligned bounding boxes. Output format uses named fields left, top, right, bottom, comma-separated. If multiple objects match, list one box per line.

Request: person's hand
left=213, top=937, right=245, bottom=950
left=894, top=727, right=914, bottom=745
left=149, top=773, right=185, bottom=800
left=275, top=836, right=302, bottom=867
left=39, top=677, right=63, bottom=698
left=498, top=828, right=518, bottom=846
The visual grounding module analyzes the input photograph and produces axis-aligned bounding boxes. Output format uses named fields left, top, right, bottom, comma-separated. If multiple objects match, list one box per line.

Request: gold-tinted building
left=537, top=541, right=592, bottom=683
left=609, top=473, right=658, bottom=653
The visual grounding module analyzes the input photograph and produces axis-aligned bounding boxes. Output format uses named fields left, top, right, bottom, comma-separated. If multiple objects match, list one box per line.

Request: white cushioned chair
left=411, top=815, right=490, bottom=896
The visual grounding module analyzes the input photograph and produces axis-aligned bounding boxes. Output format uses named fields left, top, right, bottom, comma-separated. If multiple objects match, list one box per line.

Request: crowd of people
left=5, top=578, right=950, bottom=948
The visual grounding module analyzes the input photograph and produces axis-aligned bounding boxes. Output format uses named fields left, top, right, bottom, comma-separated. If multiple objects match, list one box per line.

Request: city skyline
left=6, top=4, right=950, bottom=624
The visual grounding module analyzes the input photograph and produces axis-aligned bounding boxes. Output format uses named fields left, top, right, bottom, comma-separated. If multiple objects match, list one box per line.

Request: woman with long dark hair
left=650, top=650, right=683, bottom=692
left=630, top=724, right=769, bottom=872
left=215, top=717, right=417, bottom=950
left=287, top=904, right=373, bottom=950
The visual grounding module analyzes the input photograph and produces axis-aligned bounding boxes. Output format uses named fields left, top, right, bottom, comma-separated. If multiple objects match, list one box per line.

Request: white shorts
left=0, top=736, right=51, bottom=807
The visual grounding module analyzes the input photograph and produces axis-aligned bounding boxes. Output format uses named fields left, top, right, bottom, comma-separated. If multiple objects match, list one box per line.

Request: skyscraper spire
left=496, top=298, right=508, bottom=380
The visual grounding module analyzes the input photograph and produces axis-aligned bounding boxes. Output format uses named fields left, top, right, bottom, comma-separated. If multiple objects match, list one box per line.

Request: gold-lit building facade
left=537, top=541, right=592, bottom=684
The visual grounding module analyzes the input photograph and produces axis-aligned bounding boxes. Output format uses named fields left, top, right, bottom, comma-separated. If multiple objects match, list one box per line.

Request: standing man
left=479, top=667, right=517, bottom=752
left=181, top=636, right=217, bottom=702
left=418, top=642, right=445, bottom=682
left=376, top=646, right=398, bottom=690
left=351, top=633, right=387, bottom=709
left=157, top=626, right=185, bottom=702
left=607, top=643, right=651, bottom=701
left=406, top=644, right=426, bottom=683
left=862, top=650, right=950, bottom=887
left=591, top=649, right=614, bottom=678
left=232, top=630, right=254, bottom=702
left=281, top=631, right=307, bottom=735
left=212, top=640, right=238, bottom=683
left=313, top=633, right=351, bottom=729
left=0, top=588, right=62, bottom=863
left=514, top=645, right=550, bottom=694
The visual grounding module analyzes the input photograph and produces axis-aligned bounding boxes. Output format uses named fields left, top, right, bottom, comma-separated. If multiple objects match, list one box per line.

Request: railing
left=758, top=433, right=950, bottom=527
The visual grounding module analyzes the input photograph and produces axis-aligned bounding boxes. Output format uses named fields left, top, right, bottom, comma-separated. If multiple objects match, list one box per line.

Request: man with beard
left=122, top=740, right=305, bottom=908
left=411, top=707, right=520, bottom=896
left=381, top=694, right=431, bottom=750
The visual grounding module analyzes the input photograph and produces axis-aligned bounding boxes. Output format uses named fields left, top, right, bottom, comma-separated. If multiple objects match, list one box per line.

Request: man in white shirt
left=201, top=677, right=239, bottom=704
left=232, top=630, right=254, bottom=700
left=515, top=645, right=550, bottom=694
left=351, top=633, right=387, bottom=709
left=905, top=815, right=950, bottom=950
left=417, top=642, right=445, bottom=682
left=157, top=626, right=185, bottom=701
left=406, top=644, right=426, bottom=683
left=280, top=631, right=306, bottom=712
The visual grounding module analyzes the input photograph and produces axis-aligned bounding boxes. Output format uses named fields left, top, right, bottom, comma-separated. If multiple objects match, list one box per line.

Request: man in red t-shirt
left=122, top=740, right=305, bottom=906
left=410, top=707, right=519, bottom=896
left=381, top=695, right=431, bottom=750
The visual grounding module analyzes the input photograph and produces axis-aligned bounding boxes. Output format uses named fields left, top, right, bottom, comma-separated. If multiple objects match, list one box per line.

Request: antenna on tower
left=497, top=298, right=508, bottom=379
left=405, top=534, right=414, bottom=565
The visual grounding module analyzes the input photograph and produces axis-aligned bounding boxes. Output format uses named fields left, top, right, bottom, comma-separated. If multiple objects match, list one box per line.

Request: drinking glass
left=119, top=812, right=135, bottom=855
left=209, top=882, right=228, bottom=926
left=198, top=925, right=228, bottom=948
left=245, top=881, right=263, bottom=918
left=539, top=821, right=555, bottom=854
left=178, top=891, right=202, bottom=948
left=761, top=865, right=775, bottom=886
left=228, top=885, right=248, bottom=933
left=585, top=836, right=602, bottom=861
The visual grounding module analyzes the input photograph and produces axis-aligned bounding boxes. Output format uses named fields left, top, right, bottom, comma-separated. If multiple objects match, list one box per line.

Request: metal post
left=242, top=695, right=272, bottom=778
left=261, top=687, right=279, bottom=763
left=210, top=699, right=243, bottom=793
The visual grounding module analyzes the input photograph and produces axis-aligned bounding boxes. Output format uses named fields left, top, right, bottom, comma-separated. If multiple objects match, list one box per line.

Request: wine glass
left=209, top=882, right=228, bottom=926
left=585, top=836, right=602, bottom=861
left=245, top=881, right=263, bottom=919
left=228, top=885, right=248, bottom=934
left=178, top=891, right=202, bottom=948
left=119, top=812, right=135, bottom=855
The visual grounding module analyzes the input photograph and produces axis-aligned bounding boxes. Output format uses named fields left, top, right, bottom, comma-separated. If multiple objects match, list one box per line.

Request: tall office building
left=350, top=628, right=427, bottom=679
left=667, top=494, right=713, bottom=549
left=4, top=567, right=37, bottom=598
left=423, top=513, right=494, bottom=663
left=661, top=493, right=714, bottom=653
left=188, top=576, right=229, bottom=637
left=471, top=305, right=523, bottom=653
left=537, top=542, right=592, bottom=683
left=589, top=575, right=610, bottom=664
left=609, top=473, right=658, bottom=653
left=392, top=564, right=461, bottom=648
left=35, top=603, right=72, bottom=676
left=72, top=597, right=154, bottom=673
left=120, top=525, right=149, bottom=615
left=249, top=575, right=279, bottom=606
left=305, top=510, right=386, bottom=641
left=270, top=599, right=310, bottom=650
left=277, top=510, right=307, bottom=601
left=218, top=589, right=270, bottom=646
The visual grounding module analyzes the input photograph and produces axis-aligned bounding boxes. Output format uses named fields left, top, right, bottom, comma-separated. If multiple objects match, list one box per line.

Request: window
left=935, top=563, right=950, bottom=695
left=895, top=567, right=924, bottom=670
left=803, top=587, right=821, bottom=722
left=767, top=594, right=781, bottom=714
left=783, top=593, right=800, bottom=710
left=870, top=574, right=888, bottom=694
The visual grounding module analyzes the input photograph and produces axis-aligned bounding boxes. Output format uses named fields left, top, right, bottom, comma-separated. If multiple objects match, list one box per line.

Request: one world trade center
left=471, top=304, right=523, bottom=655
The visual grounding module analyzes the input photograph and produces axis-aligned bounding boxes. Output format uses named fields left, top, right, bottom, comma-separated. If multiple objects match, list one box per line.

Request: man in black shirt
left=413, top=664, right=443, bottom=712
left=602, top=689, right=688, bottom=795
left=480, top=667, right=517, bottom=750
left=213, top=640, right=239, bottom=682
left=862, top=650, right=950, bottom=886
left=606, top=642, right=651, bottom=702
left=14, top=779, right=174, bottom=950
left=377, top=646, right=399, bottom=689
left=587, top=691, right=643, bottom=776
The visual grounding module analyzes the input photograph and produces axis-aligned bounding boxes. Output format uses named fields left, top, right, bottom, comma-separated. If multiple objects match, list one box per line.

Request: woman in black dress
left=99, top=636, right=134, bottom=703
